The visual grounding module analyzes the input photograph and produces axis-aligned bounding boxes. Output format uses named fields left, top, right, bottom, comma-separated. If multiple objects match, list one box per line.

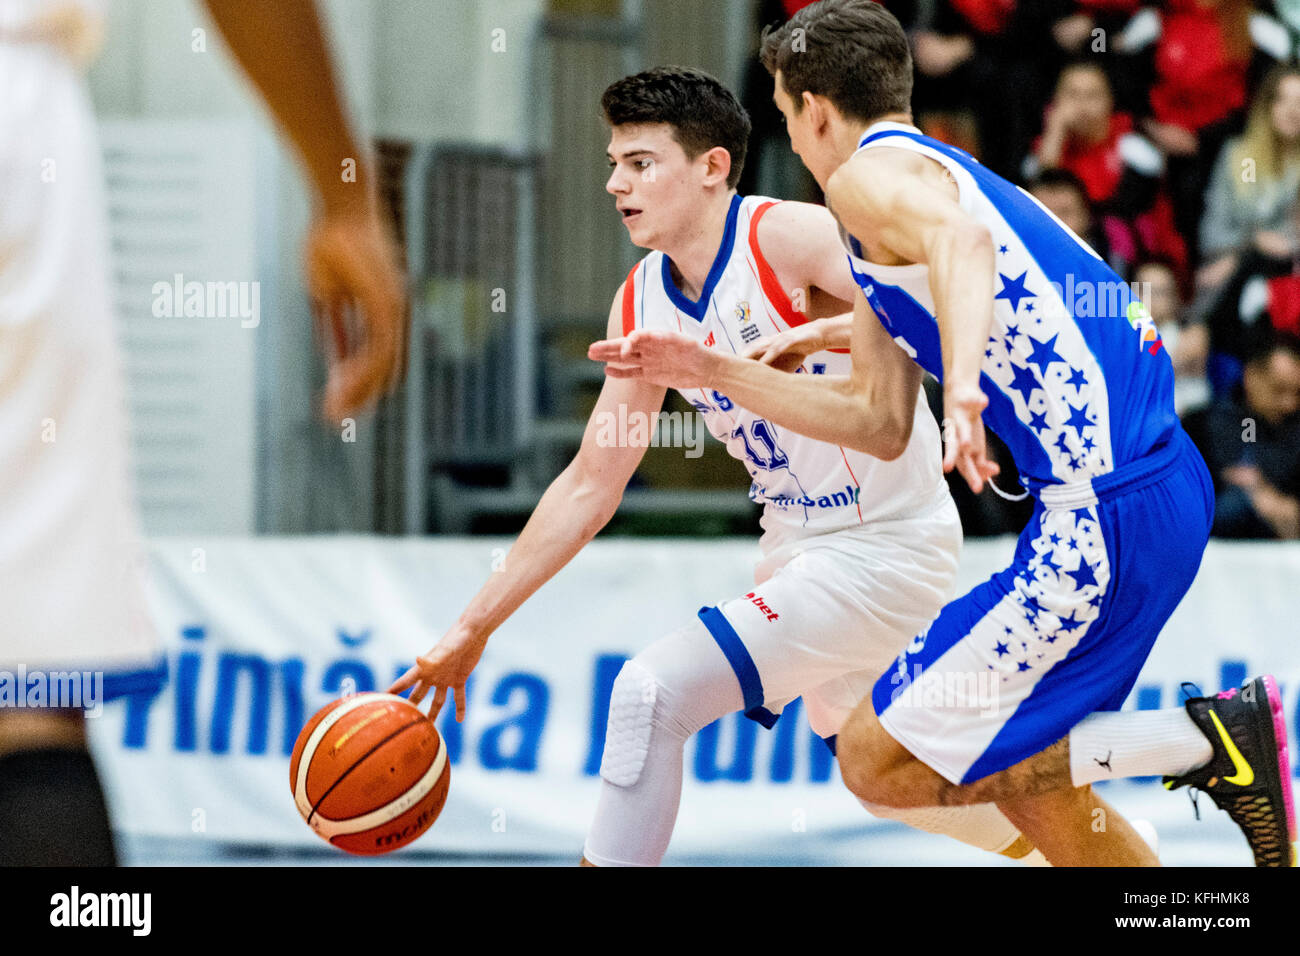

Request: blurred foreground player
left=395, top=67, right=1056, bottom=866
left=598, top=0, right=1291, bottom=866
left=0, top=0, right=404, bottom=864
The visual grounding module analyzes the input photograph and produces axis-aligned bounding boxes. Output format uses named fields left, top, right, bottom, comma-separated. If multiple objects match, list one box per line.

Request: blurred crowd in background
left=745, top=0, right=1300, bottom=539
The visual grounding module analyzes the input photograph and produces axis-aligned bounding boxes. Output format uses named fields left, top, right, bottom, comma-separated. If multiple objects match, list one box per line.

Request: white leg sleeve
left=857, top=799, right=1024, bottom=855
left=582, top=620, right=743, bottom=867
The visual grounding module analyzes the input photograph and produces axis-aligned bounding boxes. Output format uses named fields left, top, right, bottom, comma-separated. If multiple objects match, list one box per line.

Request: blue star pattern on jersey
left=916, top=226, right=1119, bottom=486
left=976, top=270, right=1111, bottom=481
left=1025, top=334, right=1066, bottom=375
left=891, top=503, right=1109, bottom=686
left=996, top=271, right=1035, bottom=312
left=840, top=125, right=1180, bottom=491
left=991, top=506, right=1110, bottom=682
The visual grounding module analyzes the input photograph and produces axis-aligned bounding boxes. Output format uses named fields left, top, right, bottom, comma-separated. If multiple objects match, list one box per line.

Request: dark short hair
left=601, top=67, right=751, bottom=189
left=1025, top=167, right=1091, bottom=204
left=1244, top=325, right=1300, bottom=369
left=759, top=0, right=912, bottom=123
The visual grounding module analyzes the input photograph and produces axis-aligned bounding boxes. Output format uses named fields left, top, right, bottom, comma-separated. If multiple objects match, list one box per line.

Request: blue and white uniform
left=620, top=193, right=961, bottom=739
left=841, top=122, right=1215, bottom=784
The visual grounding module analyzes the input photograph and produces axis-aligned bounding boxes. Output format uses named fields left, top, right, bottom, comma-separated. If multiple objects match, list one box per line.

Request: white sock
left=1068, top=709, right=1212, bottom=786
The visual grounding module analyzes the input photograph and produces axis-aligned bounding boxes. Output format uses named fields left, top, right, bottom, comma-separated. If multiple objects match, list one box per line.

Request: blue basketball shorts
left=872, top=427, right=1214, bottom=784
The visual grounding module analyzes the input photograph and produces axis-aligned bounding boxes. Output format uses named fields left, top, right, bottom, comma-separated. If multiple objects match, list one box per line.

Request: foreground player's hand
left=304, top=201, right=407, bottom=422
left=742, top=324, right=826, bottom=373
left=588, top=329, right=722, bottom=390
left=388, top=625, right=488, bottom=722
left=942, top=384, right=999, bottom=494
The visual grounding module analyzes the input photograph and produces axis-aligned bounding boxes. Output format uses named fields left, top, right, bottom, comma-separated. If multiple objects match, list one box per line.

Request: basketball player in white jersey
left=595, top=3, right=1293, bottom=867
left=392, top=66, right=1058, bottom=866
left=0, top=0, right=404, bottom=864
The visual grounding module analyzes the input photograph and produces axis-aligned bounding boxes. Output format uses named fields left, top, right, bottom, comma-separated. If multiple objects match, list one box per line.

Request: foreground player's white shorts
left=0, top=22, right=160, bottom=678
left=697, top=487, right=962, bottom=742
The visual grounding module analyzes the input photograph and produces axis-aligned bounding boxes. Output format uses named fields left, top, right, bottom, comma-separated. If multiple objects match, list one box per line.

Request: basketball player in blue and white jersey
left=394, top=66, right=1069, bottom=866
left=593, top=2, right=1295, bottom=867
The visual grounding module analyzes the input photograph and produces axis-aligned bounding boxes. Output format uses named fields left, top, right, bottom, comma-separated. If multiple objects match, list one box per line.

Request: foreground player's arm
left=825, top=149, right=999, bottom=491
left=391, top=287, right=666, bottom=719
left=200, top=0, right=405, bottom=421
left=201, top=0, right=365, bottom=213
left=591, top=293, right=921, bottom=460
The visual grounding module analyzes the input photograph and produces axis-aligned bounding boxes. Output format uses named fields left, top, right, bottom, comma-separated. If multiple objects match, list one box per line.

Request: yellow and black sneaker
left=1163, top=676, right=1297, bottom=867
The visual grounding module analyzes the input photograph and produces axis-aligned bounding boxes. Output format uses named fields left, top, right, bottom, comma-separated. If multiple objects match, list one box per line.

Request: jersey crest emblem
left=736, top=301, right=761, bottom=344
left=1125, top=300, right=1163, bottom=356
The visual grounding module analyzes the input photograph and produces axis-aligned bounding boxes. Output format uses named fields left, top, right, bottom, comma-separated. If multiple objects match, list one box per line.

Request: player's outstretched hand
left=742, top=324, right=826, bottom=373
left=304, top=200, right=407, bottom=422
left=942, top=383, right=1000, bottom=494
left=388, top=625, right=488, bottom=723
left=588, top=329, right=722, bottom=390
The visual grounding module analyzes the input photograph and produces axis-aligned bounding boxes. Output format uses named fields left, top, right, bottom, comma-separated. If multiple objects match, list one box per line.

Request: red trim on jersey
left=621, top=264, right=639, bottom=336
left=744, top=258, right=787, bottom=335
left=748, top=200, right=851, bottom=354
left=838, top=447, right=864, bottom=523
left=749, top=201, right=807, bottom=327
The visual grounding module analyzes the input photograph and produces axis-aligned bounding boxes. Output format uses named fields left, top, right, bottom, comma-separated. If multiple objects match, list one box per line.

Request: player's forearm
left=200, top=0, right=368, bottom=214
left=930, top=224, right=996, bottom=391
left=709, top=354, right=904, bottom=457
left=818, top=314, right=854, bottom=349
left=455, top=466, right=621, bottom=637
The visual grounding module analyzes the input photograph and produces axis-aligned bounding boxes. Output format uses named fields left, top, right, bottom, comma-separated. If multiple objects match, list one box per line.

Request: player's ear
left=802, top=91, right=827, bottom=135
left=701, top=146, right=732, bottom=189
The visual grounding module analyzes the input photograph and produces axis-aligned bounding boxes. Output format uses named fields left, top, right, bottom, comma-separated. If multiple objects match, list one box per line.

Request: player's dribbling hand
left=587, top=329, right=722, bottom=390
left=942, top=384, right=1000, bottom=494
left=742, top=325, right=825, bottom=373
left=304, top=200, right=407, bottom=423
left=388, top=625, right=488, bottom=723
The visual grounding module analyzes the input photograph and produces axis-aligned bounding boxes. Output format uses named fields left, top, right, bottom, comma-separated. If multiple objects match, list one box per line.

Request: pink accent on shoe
left=1217, top=688, right=1238, bottom=701
left=1262, top=675, right=1297, bottom=845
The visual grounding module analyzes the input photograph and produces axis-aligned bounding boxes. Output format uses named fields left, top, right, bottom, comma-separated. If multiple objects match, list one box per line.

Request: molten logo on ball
left=289, top=692, right=450, bottom=855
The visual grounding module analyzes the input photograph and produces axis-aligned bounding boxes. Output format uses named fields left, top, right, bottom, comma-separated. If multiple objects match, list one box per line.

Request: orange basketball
left=289, top=692, right=449, bottom=855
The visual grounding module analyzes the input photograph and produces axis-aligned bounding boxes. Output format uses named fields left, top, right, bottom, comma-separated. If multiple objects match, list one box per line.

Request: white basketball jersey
left=621, top=194, right=949, bottom=544
left=0, top=0, right=157, bottom=671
